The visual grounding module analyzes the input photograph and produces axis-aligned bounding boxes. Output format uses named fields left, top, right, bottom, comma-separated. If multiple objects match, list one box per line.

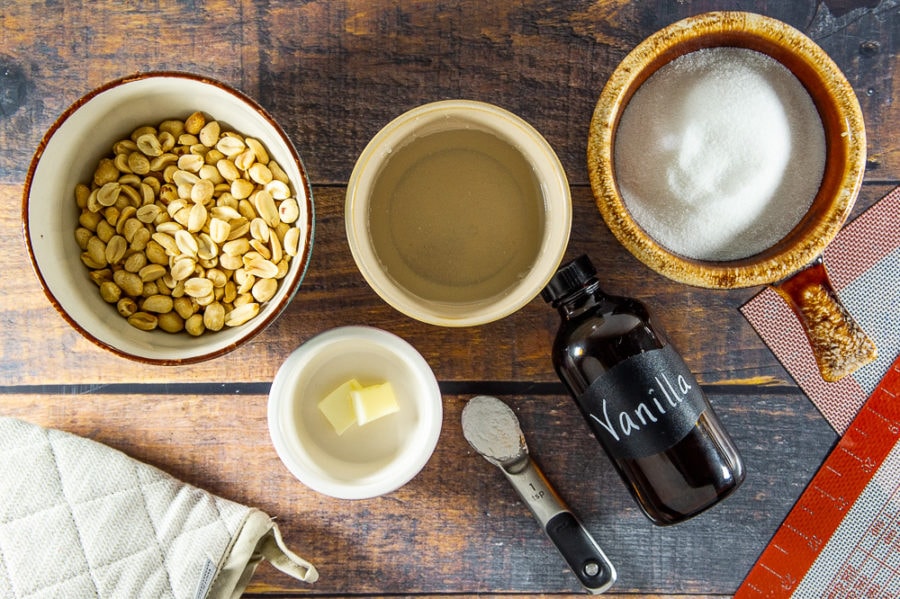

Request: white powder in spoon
left=614, top=47, right=826, bottom=261
left=461, top=395, right=523, bottom=463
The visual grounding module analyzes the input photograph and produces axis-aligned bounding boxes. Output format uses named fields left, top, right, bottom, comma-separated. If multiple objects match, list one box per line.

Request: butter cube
left=351, top=382, right=400, bottom=426
left=317, top=379, right=363, bottom=435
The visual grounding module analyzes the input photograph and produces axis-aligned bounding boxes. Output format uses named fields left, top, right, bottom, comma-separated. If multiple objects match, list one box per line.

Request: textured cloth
left=741, top=186, right=900, bottom=433
left=0, top=418, right=317, bottom=599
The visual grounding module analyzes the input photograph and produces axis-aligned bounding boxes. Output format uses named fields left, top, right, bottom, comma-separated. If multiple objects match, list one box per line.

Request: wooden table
left=2, top=1, right=897, bottom=596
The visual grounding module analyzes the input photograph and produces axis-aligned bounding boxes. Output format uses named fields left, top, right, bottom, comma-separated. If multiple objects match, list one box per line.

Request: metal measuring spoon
left=461, top=395, right=616, bottom=594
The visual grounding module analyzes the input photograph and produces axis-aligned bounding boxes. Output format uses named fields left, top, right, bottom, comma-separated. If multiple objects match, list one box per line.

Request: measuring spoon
left=461, top=395, right=616, bottom=594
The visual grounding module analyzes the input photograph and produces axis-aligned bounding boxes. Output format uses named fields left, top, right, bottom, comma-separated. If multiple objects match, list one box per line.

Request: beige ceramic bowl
left=588, top=11, right=866, bottom=289
left=346, top=100, right=571, bottom=327
left=23, top=73, right=314, bottom=364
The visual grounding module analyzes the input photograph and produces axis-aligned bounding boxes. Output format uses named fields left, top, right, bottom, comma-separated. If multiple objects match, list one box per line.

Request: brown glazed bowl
left=587, top=12, right=875, bottom=382
left=587, top=11, right=865, bottom=290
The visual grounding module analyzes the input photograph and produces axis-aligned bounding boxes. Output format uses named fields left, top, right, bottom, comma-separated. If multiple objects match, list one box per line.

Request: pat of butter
left=317, top=379, right=363, bottom=435
left=351, top=382, right=400, bottom=426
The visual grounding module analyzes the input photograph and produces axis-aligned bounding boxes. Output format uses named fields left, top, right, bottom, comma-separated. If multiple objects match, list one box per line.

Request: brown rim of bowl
left=21, top=71, right=315, bottom=365
left=587, top=11, right=866, bottom=289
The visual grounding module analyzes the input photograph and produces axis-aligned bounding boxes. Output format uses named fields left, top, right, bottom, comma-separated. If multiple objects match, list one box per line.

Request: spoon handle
left=502, top=459, right=617, bottom=594
left=773, top=259, right=877, bottom=382
left=546, top=510, right=617, bottom=595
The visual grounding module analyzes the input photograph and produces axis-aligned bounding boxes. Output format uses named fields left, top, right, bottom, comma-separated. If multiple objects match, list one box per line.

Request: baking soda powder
left=614, top=47, right=826, bottom=261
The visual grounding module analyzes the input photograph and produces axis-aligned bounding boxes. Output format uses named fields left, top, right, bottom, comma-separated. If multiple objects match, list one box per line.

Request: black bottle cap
left=541, top=254, right=597, bottom=303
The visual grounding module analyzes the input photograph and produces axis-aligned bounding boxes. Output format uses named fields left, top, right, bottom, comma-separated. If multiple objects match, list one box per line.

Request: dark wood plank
left=1, top=2, right=897, bottom=187
left=1, top=1, right=896, bottom=597
left=1, top=388, right=836, bottom=595
left=4, top=182, right=894, bottom=386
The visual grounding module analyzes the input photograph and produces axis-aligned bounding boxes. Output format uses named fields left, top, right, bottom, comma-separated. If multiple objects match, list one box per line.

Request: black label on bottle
left=577, top=345, right=708, bottom=460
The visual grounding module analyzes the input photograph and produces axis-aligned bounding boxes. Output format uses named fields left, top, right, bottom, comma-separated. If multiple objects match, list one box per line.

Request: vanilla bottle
left=542, top=255, right=744, bottom=525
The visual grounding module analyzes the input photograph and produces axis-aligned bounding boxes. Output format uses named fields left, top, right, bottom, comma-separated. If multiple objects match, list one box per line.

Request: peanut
left=73, top=113, right=303, bottom=335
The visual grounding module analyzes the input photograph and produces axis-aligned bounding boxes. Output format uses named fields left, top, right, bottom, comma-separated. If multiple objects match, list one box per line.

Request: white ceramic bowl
left=267, top=326, right=443, bottom=499
left=23, top=72, right=314, bottom=364
left=346, top=100, right=571, bottom=327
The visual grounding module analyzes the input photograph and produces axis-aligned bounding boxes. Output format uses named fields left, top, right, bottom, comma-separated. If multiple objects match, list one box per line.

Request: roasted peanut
left=184, top=313, right=205, bottom=336
left=127, top=311, right=158, bottom=331
left=173, top=296, right=195, bottom=320
left=86, top=236, right=108, bottom=267
left=283, top=227, right=300, bottom=257
left=225, top=302, right=259, bottom=327
left=124, top=252, right=147, bottom=273
left=75, top=112, right=302, bottom=335
left=157, top=311, right=185, bottom=333
left=117, top=297, right=138, bottom=318
left=74, top=227, right=93, bottom=250
left=184, top=277, right=214, bottom=298
left=199, top=120, right=220, bottom=147
left=105, top=235, right=127, bottom=265
left=142, top=294, right=174, bottom=314
left=89, top=269, right=113, bottom=286
left=251, top=278, right=278, bottom=303
left=95, top=220, right=115, bottom=243
left=113, top=270, right=144, bottom=297
left=139, top=264, right=167, bottom=282
left=99, top=281, right=122, bottom=304
left=203, top=302, right=226, bottom=331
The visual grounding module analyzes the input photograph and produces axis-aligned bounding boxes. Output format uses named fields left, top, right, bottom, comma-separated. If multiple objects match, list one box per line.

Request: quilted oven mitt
left=0, top=418, right=318, bottom=598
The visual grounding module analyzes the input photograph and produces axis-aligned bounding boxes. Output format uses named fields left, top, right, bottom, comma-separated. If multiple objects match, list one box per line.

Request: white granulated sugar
left=614, top=47, right=826, bottom=261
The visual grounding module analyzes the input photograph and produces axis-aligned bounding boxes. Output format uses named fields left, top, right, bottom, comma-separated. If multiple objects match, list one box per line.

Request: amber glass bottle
left=542, top=255, right=745, bottom=525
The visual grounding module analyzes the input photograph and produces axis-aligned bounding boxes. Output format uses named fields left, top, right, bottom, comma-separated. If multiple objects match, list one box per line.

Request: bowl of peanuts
left=23, top=72, right=314, bottom=364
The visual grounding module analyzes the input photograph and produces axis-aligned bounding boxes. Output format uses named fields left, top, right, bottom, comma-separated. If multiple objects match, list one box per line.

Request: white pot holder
left=0, top=417, right=318, bottom=598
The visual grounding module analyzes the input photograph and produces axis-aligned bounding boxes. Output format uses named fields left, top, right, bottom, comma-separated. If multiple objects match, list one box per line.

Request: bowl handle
left=772, top=259, right=877, bottom=382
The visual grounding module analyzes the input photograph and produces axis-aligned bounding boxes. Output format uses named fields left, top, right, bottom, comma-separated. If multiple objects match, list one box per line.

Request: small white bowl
left=346, top=100, right=571, bottom=327
left=23, top=72, right=314, bottom=364
left=267, top=326, right=443, bottom=499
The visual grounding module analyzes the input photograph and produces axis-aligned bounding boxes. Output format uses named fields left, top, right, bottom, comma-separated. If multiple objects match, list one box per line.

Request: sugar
left=614, top=47, right=826, bottom=261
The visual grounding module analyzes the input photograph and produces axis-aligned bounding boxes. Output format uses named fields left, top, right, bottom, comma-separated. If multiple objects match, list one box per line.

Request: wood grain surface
left=1, top=0, right=898, bottom=597
left=0, top=389, right=836, bottom=596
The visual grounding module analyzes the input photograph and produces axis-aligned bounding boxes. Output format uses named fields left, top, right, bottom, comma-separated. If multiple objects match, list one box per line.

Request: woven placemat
left=741, top=186, right=900, bottom=434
